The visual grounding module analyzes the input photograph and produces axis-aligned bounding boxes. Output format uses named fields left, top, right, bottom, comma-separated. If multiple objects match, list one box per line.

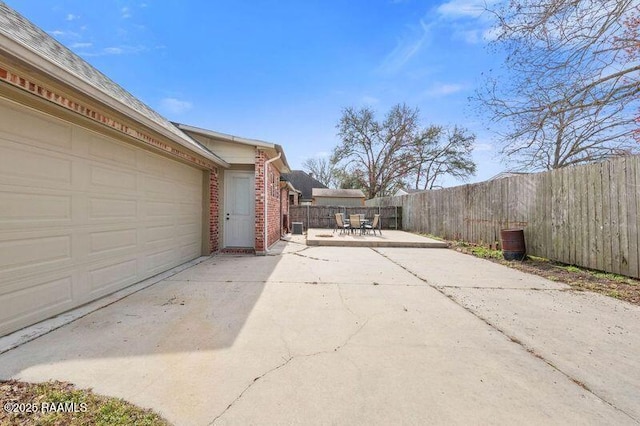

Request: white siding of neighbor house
left=314, top=197, right=364, bottom=207
left=0, top=97, right=203, bottom=336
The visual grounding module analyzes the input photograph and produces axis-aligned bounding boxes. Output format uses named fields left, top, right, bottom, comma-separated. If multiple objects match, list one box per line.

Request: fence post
left=395, top=205, right=398, bottom=230
left=306, top=205, right=309, bottom=231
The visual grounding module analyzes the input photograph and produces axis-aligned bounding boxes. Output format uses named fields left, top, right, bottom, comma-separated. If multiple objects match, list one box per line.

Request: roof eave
left=0, top=34, right=229, bottom=169
left=175, top=123, right=275, bottom=149
left=176, top=122, right=290, bottom=172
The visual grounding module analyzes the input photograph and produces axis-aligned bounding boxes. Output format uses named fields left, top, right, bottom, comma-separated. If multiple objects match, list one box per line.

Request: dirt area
left=0, top=379, right=169, bottom=425
left=450, top=242, right=640, bottom=306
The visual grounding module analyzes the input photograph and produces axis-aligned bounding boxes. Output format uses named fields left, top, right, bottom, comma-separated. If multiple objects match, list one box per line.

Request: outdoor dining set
left=334, top=213, right=381, bottom=236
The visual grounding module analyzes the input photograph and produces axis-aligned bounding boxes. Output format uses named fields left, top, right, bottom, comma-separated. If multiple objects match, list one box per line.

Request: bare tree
left=302, top=157, right=338, bottom=187
left=407, top=126, right=477, bottom=190
left=476, top=0, right=640, bottom=170
left=333, top=104, right=477, bottom=197
left=617, top=11, right=640, bottom=142
left=332, top=104, right=419, bottom=199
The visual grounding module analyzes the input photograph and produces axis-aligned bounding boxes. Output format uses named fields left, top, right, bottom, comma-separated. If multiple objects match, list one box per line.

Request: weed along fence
left=289, top=206, right=401, bottom=230
left=367, top=155, right=640, bottom=279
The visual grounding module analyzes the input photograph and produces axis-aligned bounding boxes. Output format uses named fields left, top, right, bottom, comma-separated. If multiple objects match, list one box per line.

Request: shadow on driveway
left=0, top=242, right=638, bottom=425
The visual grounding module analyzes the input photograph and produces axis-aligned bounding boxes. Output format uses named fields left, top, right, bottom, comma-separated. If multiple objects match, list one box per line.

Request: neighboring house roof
left=487, top=171, right=530, bottom=181
left=279, top=178, right=301, bottom=193
left=312, top=188, right=365, bottom=198
left=174, top=123, right=290, bottom=172
left=0, top=3, right=228, bottom=167
left=281, top=170, right=328, bottom=200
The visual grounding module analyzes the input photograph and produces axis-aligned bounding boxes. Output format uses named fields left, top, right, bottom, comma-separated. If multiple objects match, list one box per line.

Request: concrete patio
left=0, top=240, right=639, bottom=425
left=306, top=228, right=448, bottom=248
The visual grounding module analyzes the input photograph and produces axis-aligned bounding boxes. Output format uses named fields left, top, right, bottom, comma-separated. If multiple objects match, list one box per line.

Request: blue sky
left=8, top=0, right=506, bottom=185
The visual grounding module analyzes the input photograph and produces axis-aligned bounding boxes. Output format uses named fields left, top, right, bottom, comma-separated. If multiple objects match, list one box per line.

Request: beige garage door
left=0, top=97, right=203, bottom=336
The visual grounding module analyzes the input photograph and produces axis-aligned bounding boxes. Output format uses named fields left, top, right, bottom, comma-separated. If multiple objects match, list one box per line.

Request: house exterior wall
left=209, top=167, right=220, bottom=253
left=281, top=186, right=290, bottom=234
left=0, top=65, right=214, bottom=170
left=0, top=93, right=207, bottom=336
left=254, top=149, right=282, bottom=253
left=255, top=150, right=266, bottom=252
left=190, top=134, right=255, bottom=164
left=290, top=191, right=299, bottom=206
left=267, top=162, right=281, bottom=247
left=0, top=62, right=220, bottom=336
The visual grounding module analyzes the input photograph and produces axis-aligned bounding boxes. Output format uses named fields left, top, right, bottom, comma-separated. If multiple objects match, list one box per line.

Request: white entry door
left=224, top=171, right=255, bottom=247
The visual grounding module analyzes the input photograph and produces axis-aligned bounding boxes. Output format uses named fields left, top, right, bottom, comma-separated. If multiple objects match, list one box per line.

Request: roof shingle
left=281, top=171, right=328, bottom=200
left=0, top=3, right=221, bottom=163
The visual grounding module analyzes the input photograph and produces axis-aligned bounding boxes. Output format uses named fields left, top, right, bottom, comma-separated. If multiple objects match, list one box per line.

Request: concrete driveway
left=1, top=239, right=639, bottom=425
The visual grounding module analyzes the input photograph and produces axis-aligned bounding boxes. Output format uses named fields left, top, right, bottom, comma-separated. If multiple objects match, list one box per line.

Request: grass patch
left=592, top=271, right=628, bottom=283
left=447, top=240, right=640, bottom=306
left=468, top=245, right=503, bottom=260
left=607, top=290, right=622, bottom=299
left=1, top=380, right=169, bottom=426
left=452, top=241, right=503, bottom=260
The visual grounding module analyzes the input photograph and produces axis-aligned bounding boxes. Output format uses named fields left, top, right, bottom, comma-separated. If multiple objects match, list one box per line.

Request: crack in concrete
left=290, top=251, right=332, bottom=262
left=371, top=248, right=640, bottom=424
left=436, top=285, right=565, bottom=291
left=208, top=319, right=369, bottom=425
left=208, top=356, right=294, bottom=425
left=281, top=238, right=307, bottom=247
left=337, top=283, right=358, bottom=318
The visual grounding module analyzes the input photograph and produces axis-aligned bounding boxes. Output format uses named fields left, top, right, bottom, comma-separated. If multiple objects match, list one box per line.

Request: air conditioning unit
left=292, top=222, right=304, bottom=235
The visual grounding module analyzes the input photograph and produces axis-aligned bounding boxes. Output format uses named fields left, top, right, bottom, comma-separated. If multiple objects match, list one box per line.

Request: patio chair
left=364, top=214, right=381, bottom=236
left=349, top=214, right=363, bottom=235
left=334, top=213, right=350, bottom=234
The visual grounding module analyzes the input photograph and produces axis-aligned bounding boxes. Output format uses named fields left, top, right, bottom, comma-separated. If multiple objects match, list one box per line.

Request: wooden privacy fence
left=289, top=206, right=402, bottom=230
left=367, top=155, right=640, bottom=279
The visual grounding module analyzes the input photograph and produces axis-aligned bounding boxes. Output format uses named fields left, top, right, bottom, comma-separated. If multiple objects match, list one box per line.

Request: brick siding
left=209, top=168, right=219, bottom=253
left=281, top=185, right=290, bottom=234
left=255, top=150, right=266, bottom=252
left=267, top=162, right=281, bottom=247
left=254, top=149, right=283, bottom=252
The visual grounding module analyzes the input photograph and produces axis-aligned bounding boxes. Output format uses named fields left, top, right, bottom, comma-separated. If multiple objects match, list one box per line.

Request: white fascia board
left=176, top=123, right=276, bottom=149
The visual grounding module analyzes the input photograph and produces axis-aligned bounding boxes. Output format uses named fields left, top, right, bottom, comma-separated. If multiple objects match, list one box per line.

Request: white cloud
left=104, top=47, right=124, bottom=55
left=160, top=98, right=193, bottom=115
left=431, top=0, right=500, bottom=46
left=473, top=142, right=494, bottom=152
left=457, top=29, right=482, bottom=44
left=437, top=0, right=494, bottom=19
left=361, top=96, right=380, bottom=105
left=80, top=45, right=146, bottom=57
left=71, top=42, right=93, bottom=49
left=48, top=29, right=80, bottom=39
left=378, top=19, right=433, bottom=74
left=426, top=83, right=465, bottom=96
left=66, top=14, right=79, bottom=21
left=121, top=7, right=132, bottom=19
left=482, top=26, right=501, bottom=42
